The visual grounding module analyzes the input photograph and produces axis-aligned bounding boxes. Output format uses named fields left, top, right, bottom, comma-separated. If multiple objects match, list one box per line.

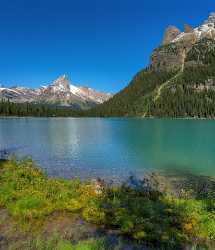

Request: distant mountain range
left=87, top=12, right=215, bottom=118
left=0, top=75, right=112, bottom=109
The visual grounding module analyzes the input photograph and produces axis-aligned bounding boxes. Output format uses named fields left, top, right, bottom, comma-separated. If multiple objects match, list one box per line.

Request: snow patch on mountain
left=171, top=13, right=215, bottom=43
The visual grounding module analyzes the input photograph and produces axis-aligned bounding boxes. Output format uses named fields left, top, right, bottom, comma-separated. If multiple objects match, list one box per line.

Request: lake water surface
left=1, top=117, right=215, bottom=181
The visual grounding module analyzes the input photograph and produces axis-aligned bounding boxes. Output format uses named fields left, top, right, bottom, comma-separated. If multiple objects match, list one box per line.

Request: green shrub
left=2, top=159, right=215, bottom=249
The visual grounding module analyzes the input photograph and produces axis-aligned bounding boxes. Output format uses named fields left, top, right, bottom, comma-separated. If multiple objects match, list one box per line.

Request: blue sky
left=0, top=0, right=214, bottom=93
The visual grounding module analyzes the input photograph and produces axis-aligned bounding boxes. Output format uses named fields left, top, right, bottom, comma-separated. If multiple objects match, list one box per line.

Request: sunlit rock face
left=162, top=26, right=181, bottom=45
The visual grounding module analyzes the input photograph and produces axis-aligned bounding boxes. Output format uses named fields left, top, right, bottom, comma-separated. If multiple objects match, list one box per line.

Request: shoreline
left=0, top=115, right=214, bottom=120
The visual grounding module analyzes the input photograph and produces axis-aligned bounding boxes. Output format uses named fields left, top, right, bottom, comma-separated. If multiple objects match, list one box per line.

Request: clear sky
left=0, top=0, right=214, bottom=93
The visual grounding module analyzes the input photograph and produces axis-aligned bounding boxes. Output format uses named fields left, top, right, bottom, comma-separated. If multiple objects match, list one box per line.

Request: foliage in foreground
left=1, top=159, right=215, bottom=249
left=31, top=235, right=108, bottom=250
left=8, top=232, right=108, bottom=250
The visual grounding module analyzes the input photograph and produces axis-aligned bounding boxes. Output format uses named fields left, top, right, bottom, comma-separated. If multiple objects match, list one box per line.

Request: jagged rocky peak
left=162, top=25, right=181, bottom=45
left=170, top=12, right=215, bottom=44
left=51, top=74, right=70, bottom=92
left=204, top=12, right=215, bottom=25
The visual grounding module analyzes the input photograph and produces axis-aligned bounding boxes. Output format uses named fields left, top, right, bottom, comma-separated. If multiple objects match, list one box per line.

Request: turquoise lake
left=0, top=117, right=215, bottom=181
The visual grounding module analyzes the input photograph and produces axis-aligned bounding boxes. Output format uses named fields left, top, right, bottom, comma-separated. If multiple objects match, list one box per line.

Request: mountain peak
left=0, top=75, right=112, bottom=109
left=205, top=12, right=215, bottom=25
left=52, top=74, right=70, bottom=92
left=152, top=12, right=215, bottom=72
left=53, top=74, right=69, bottom=84
left=159, top=12, right=215, bottom=46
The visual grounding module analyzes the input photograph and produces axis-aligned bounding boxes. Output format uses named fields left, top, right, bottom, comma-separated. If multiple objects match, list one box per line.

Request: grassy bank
left=1, top=159, right=215, bottom=249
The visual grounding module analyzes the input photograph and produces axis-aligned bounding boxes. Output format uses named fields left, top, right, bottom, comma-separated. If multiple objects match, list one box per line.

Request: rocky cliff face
left=151, top=13, right=215, bottom=71
left=0, top=75, right=112, bottom=109
left=150, top=43, right=186, bottom=71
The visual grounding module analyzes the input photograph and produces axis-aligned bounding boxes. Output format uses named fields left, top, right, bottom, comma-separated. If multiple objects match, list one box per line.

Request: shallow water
left=1, top=117, right=215, bottom=181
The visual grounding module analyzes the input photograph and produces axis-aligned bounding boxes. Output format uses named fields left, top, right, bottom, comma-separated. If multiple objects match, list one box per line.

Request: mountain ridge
left=0, top=75, right=112, bottom=110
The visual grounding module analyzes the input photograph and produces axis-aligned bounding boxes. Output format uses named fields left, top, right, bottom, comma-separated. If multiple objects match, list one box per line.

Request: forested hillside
left=86, top=38, right=215, bottom=118
left=85, top=69, right=177, bottom=117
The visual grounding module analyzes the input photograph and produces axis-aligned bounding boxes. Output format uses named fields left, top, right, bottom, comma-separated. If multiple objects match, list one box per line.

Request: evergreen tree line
left=144, top=84, right=215, bottom=118
left=0, top=99, right=82, bottom=117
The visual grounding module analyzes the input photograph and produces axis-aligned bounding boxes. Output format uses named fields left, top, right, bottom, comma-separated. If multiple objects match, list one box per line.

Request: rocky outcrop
left=184, top=24, right=193, bottom=33
left=172, top=13, right=215, bottom=44
left=162, top=26, right=181, bottom=45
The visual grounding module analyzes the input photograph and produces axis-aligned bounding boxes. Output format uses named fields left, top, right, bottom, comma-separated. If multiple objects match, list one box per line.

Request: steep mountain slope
left=0, top=75, right=112, bottom=110
left=86, top=69, right=177, bottom=116
left=87, top=13, right=215, bottom=118
left=141, top=38, right=215, bottom=117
